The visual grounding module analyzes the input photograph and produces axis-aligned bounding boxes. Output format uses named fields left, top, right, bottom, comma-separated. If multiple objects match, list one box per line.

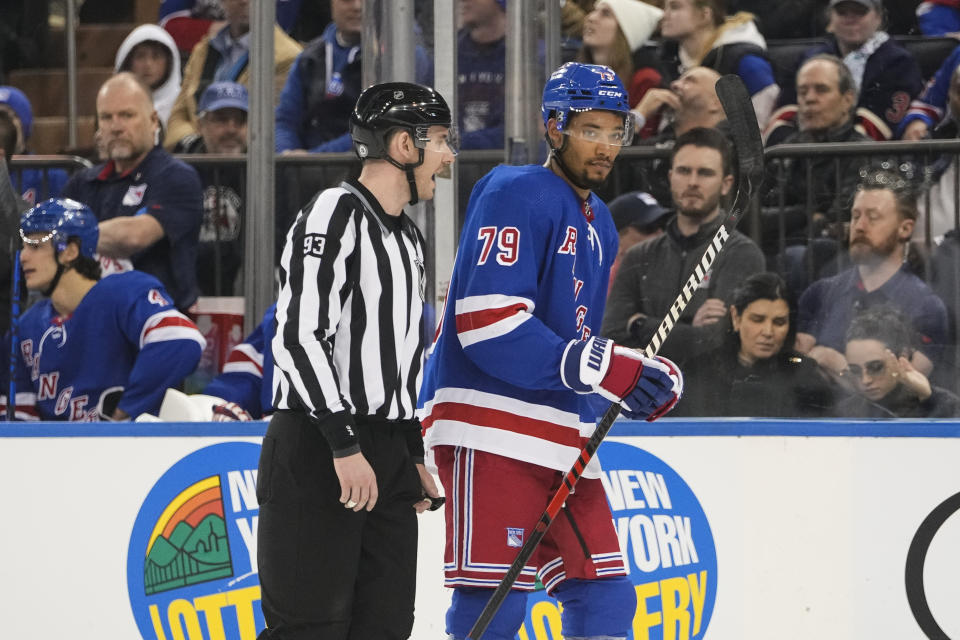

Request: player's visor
left=560, top=110, right=637, bottom=146
left=562, top=116, right=635, bottom=147
left=414, top=125, right=460, bottom=156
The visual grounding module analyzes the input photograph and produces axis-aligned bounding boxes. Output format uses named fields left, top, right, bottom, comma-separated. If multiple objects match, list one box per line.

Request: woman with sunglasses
left=672, top=271, right=834, bottom=417
left=837, top=306, right=960, bottom=418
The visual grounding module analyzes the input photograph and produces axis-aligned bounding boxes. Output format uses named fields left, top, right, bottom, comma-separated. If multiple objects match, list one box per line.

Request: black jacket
left=672, top=341, right=834, bottom=417
left=836, top=383, right=960, bottom=419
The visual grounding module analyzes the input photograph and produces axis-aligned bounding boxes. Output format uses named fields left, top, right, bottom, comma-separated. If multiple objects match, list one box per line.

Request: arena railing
left=7, top=155, right=93, bottom=203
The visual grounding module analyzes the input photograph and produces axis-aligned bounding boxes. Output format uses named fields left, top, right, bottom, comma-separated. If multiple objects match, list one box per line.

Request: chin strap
left=383, top=148, right=425, bottom=206
left=546, top=133, right=594, bottom=192
left=42, top=263, right=66, bottom=297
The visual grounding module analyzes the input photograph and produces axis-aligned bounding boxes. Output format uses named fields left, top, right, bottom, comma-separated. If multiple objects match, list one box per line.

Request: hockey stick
left=0, top=160, right=23, bottom=422
left=466, top=75, right=764, bottom=639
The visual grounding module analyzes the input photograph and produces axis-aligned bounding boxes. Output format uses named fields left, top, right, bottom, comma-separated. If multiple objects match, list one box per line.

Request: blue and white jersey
left=417, top=165, right=618, bottom=478
left=1, top=271, right=205, bottom=421
left=203, top=303, right=276, bottom=418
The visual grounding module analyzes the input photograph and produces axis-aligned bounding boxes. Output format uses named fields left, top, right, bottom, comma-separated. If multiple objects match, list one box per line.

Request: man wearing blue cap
left=174, top=81, right=248, bottom=296
left=174, top=81, right=248, bottom=155
left=0, top=85, right=69, bottom=204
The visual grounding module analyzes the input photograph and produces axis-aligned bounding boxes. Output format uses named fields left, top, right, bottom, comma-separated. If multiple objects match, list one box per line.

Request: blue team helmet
left=541, top=62, right=635, bottom=145
left=20, top=198, right=99, bottom=258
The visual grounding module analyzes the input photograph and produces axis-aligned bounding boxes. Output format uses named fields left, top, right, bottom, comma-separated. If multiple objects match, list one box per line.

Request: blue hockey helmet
left=541, top=62, right=634, bottom=143
left=20, top=198, right=99, bottom=258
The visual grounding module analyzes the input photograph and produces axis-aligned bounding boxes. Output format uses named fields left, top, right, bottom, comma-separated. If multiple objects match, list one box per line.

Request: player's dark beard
left=554, top=148, right=611, bottom=191
left=573, top=168, right=607, bottom=191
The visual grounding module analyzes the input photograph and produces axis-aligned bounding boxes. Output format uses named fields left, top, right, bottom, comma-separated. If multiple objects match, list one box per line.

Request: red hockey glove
left=562, top=337, right=683, bottom=421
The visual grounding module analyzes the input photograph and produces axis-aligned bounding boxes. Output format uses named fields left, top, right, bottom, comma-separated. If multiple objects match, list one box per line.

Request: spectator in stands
left=161, top=0, right=331, bottom=52
left=163, top=0, right=301, bottom=150
left=762, top=55, right=872, bottom=245
left=159, top=0, right=226, bottom=57
left=603, top=127, right=765, bottom=362
left=916, top=0, right=960, bottom=36
left=607, top=189, right=670, bottom=286
left=0, top=85, right=28, bottom=155
left=0, top=110, right=17, bottom=162
left=837, top=305, right=960, bottom=417
left=659, top=0, right=779, bottom=127
left=114, top=24, right=182, bottom=128
left=632, top=65, right=725, bottom=205
left=729, top=0, right=829, bottom=39
left=275, top=0, right=425, bottom=154
left=901, top=43, right=960, bottom=141
left=174, top=82, right=248, bottom=296
left=1, top=198, right=205, bottom=421
left=459, top=0, right=509, bottom=149
left=913, top=64, right=960, bottom=244
left=0, top=86, right=68, bottom=205
left=672, top=271, right=834, bottom=417
left=776, top=0, right=924, bottom=138
left=63, top=73, right=204, bottom=312
left=633, top=65, right=724, bottom=140
left=795, top=169, right=949, bottom=380
left=577, top=0, right=665, bottom=108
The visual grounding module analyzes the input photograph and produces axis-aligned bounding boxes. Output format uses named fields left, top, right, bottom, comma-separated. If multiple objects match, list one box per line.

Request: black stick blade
left=715, top=74, right=765, bottom=214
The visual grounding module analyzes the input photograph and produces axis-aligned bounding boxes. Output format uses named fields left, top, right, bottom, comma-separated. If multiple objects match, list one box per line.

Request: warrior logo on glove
left=562, top=336, right=683, bottom=421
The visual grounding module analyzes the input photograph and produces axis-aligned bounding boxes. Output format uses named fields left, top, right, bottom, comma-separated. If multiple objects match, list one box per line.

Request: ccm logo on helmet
left=597, top=89, right=622, bottom=97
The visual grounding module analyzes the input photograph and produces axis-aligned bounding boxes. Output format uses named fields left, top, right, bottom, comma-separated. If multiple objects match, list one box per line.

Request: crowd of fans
left=3, top=0, right=960, bottom=421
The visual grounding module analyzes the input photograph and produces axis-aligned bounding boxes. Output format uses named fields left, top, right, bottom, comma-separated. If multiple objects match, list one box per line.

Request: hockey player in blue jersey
left=418, top=62, right=684, bottom=640
left=202, top=303, right=276, bottom=420
left=1, top=198, right=205, bottom=421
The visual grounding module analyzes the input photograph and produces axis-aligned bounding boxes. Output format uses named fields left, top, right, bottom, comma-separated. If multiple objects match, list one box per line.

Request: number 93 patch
left=303, top=233, right=326, bottom=257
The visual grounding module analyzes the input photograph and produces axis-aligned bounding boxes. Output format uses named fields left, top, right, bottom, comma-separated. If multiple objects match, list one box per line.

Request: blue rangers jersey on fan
left=1, top=271, right=205, bottom=421
left=417, top=164, right=618, bottom=478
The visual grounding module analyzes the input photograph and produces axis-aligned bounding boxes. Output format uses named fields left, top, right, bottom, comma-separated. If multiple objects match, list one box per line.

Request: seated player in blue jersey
left=202, top=303, right=276, bottom=421
left=0, top=198, right=206, bottom=421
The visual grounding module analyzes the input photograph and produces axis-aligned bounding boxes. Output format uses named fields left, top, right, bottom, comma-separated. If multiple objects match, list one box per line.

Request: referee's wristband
left=314, top=410, right=361, bottom=458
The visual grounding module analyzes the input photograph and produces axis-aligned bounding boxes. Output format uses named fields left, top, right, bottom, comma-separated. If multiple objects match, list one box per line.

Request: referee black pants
left=256, top=410, right=422, bottom=640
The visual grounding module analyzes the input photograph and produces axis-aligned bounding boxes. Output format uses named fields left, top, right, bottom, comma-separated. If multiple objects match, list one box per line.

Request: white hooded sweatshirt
left=114, top=24, right=182, bottom=127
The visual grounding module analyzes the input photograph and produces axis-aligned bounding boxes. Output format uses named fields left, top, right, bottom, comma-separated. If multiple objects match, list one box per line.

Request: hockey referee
left=256, top=82, right=455, bottom=639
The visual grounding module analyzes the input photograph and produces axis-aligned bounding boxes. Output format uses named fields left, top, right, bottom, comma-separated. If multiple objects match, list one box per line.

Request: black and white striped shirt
left=272, top=179, right=427, bottom=453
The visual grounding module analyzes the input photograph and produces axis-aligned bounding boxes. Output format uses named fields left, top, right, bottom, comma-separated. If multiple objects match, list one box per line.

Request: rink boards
left=1, top=419, right=958, bottom=640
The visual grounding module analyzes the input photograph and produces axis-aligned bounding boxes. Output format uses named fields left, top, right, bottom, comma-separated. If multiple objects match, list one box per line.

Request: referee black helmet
left=350, top=82, right=453, bottom=161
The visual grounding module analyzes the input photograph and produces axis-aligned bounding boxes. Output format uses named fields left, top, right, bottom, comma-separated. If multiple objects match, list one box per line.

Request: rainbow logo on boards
left=127, top=442, right=263, bottom=640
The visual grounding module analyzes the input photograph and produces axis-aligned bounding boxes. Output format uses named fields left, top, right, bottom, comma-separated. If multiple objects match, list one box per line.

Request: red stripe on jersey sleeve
left=144, top=316, right=199, bottom=337
left=225, top=348, right=264, bottom=374
left=455, top=303, right=528, bottom=334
